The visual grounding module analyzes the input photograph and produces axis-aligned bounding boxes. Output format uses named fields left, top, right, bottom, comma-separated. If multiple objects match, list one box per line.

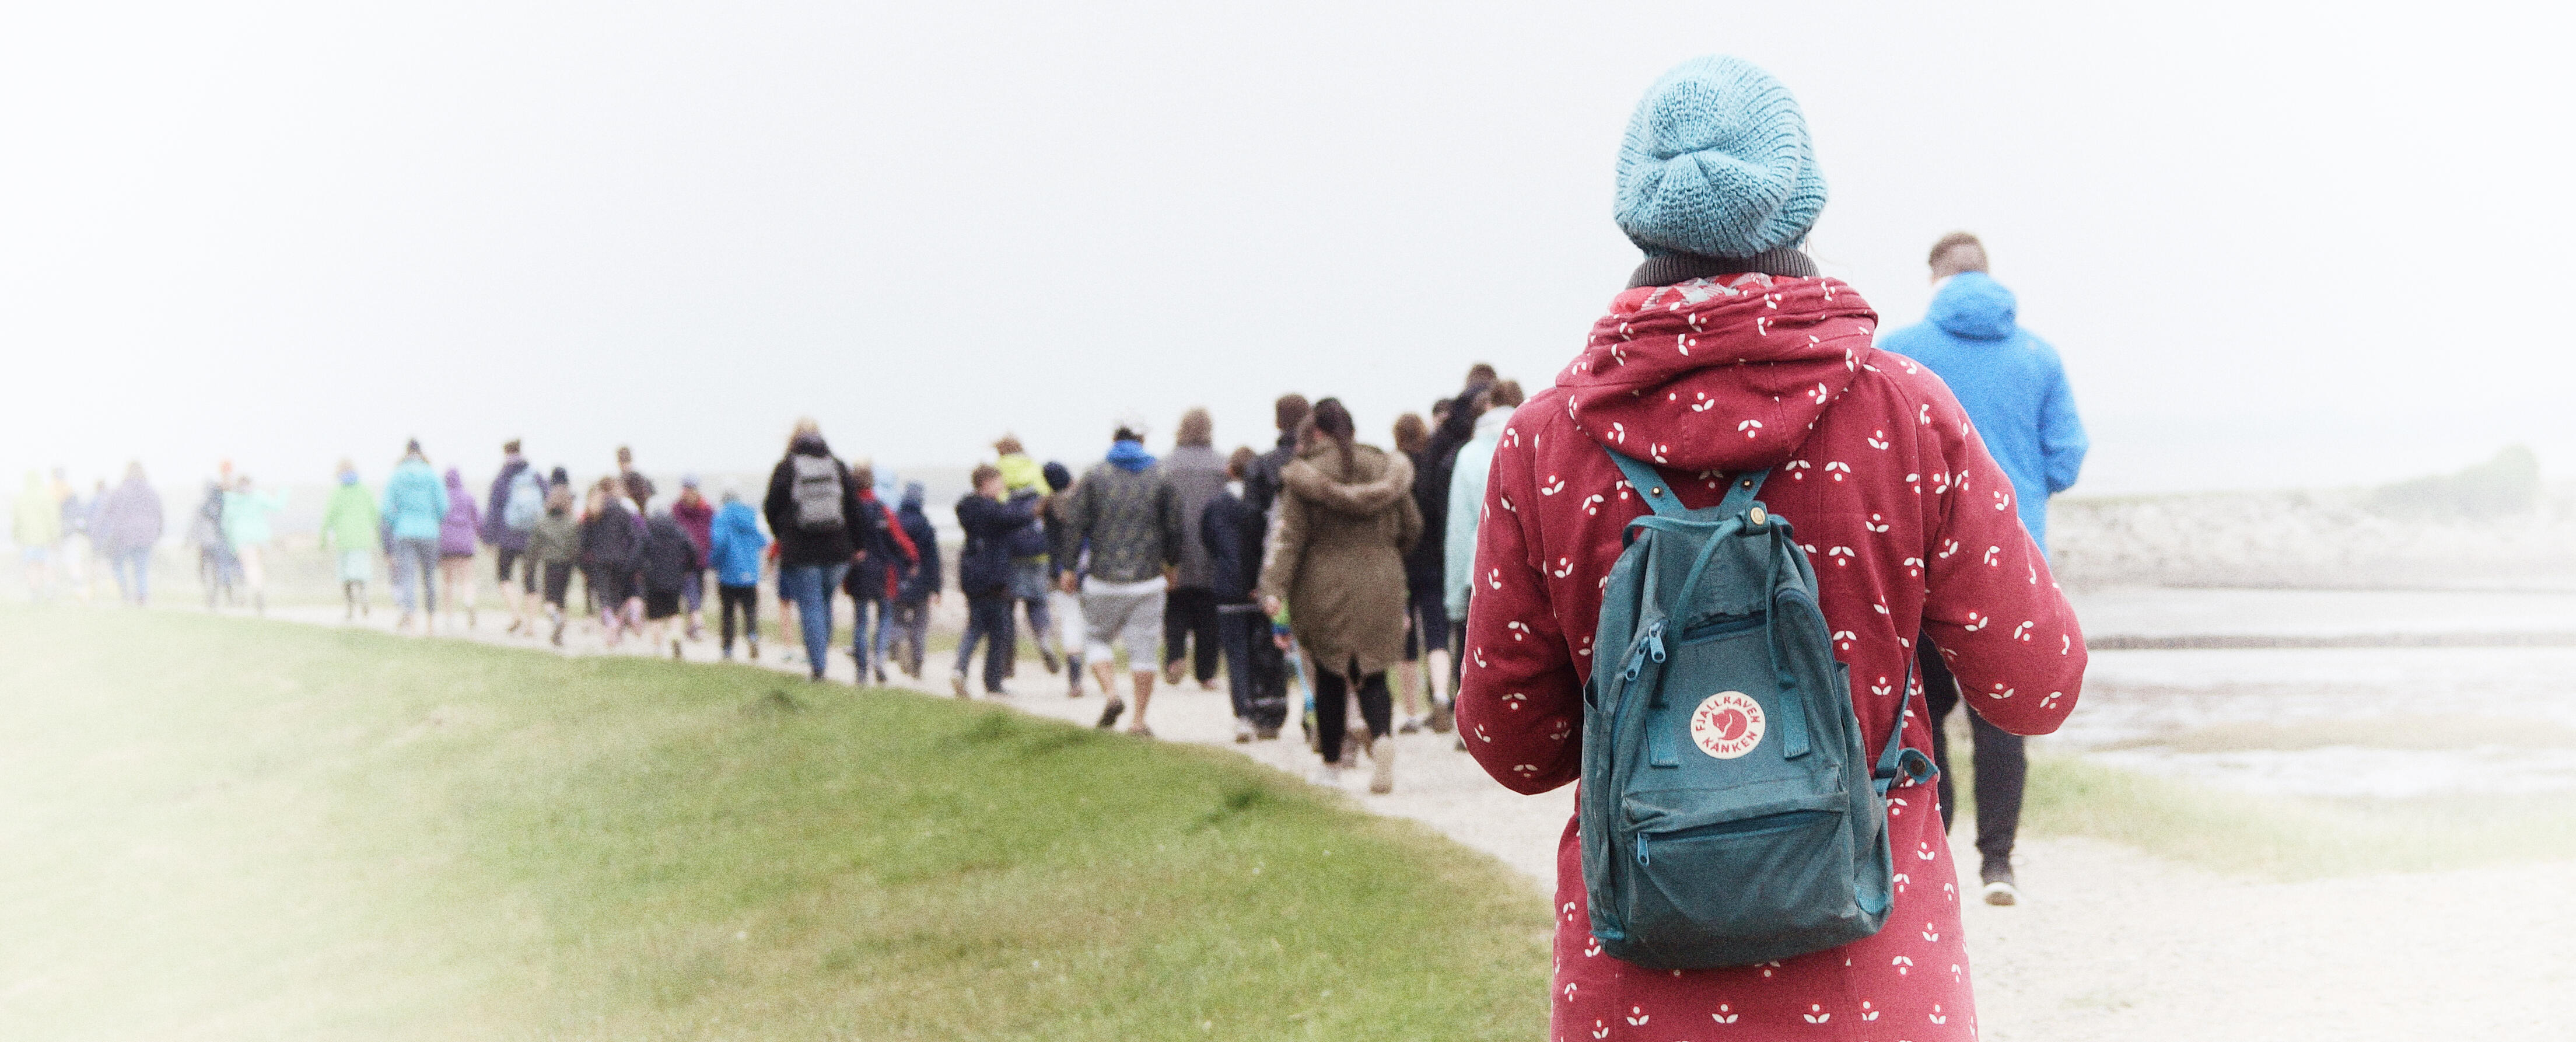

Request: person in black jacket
left=577, top=482, right=645, bottom=648
left=638, top=505, right=703, bottom=660
left=1240, top=393, right=1308, bottom=520
left=954, top=464, right=1037, bottom=698
left=1203, top=446, right=1284, bottom=741
left=761, top=421, right=872, bottom=680
left=886, top=481, right=941, bottom=679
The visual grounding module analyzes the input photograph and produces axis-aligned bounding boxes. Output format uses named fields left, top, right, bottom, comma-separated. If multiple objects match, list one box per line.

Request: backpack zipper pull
left=1637, top=833, right=1651, bottom=866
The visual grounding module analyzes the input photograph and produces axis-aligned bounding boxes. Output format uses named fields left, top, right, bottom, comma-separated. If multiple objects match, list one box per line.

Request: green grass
left=0, top=607, right=1546, bottom=1040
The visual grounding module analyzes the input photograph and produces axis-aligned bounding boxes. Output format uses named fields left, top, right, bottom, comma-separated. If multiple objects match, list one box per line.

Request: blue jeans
left=851, top=596, right=896, bottom=676
left=391, top=537, right=439, bottom=614
left=954, top=592, right=1017, bottom=693
left=779, top=563, right=848, bottom=679
left=112, top=548, right=152, bottom=604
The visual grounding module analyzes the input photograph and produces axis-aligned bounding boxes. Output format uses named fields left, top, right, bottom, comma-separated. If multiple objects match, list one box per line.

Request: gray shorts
left=1081, top=579, right=1166, bottom=665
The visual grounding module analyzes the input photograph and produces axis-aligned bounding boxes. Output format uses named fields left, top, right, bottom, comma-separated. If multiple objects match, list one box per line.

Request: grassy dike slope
left=0, top=609, right=1547, bottom=1040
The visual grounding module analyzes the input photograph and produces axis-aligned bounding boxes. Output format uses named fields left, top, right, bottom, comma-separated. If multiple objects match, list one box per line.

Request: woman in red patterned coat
left=1457, top=55, right=2086, bottom=1040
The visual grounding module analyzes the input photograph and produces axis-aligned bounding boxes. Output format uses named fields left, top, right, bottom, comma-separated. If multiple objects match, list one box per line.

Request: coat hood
left=1283, top=442, right=1413, bottom=516
left=1927, top=271, right=2017, bottom=341
left=1471, top=405, right=1511, bottom=442
left=1557, top=272, right=1881, bottom=473
left=789, top=432, right=831, bottom=457
left=898, top=482, right=926, bottom=512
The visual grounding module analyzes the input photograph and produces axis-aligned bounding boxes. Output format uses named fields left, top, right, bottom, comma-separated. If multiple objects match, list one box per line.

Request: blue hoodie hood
left=1106, top=440, right=1156, bottom=473
left=898, top=481, right=925, bottom=512
left=1927, top=271, right=2018, bottom=341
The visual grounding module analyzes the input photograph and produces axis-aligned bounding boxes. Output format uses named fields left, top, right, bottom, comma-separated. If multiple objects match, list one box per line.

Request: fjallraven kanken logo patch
left=1689, top=691, right=1765, bottom=759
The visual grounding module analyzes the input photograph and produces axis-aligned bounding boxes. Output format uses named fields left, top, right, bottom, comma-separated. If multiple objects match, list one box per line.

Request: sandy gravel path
left=257, top=603, right=2571, bottom=1041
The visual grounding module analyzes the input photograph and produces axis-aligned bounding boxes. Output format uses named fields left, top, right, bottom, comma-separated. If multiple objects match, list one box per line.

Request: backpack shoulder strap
left=1604, top=449, right=1684, bottom=517
left=1872, top=661, right=1940, bottom=796
left=1604, top=447, right=1771, bottom=520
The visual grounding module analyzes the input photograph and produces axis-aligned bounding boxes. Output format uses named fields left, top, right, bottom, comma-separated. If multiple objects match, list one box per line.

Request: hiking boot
left=1234, top=719, right=1254, bottom=744
left=1367, top=737, right=1395, bottom=795
left=1096, top=700, right=1126, bottom=729
left=1980, top=860, right=2021, bottom=906
left=951, top=672, right=971, bottom=700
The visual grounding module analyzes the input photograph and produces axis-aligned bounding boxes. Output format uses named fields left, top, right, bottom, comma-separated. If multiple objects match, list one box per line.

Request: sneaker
left=1308, top=763, right=1345, bottom=788
left=1234, top=719, right=1254, bottom=744
left=951, top=673, right=971, bottom=700
left=1341, top=732, right=1362, bottom=764
left=1163, top=660, right=1186, bottom=686
left=467, top=607, right=477, bottom=628
left=1367, top=737, right=1395, bottom=794
left=1255, top=725, right=1280, bottom=741
left=550, top=620, right=566, bottom=647
left=1427, top=698, right=1455, bottom=734
left=1398, top=716, right=1423, bottom=735
left=1127, top=723, right=1153, bottom=739
left=1038, top=644, right=1061, bottom=674
left=671, top=639, right=684, bottom=660
left=1453, top=736, right=1468, bottom=753
left=1981, top=861, right=2020, bottom=906
left=748, top=640, right=760, bottom=662
left=506, top=618, right=524, bottom=635
left=874, top=667, right=888, bottom=684
left=1096, top=700, right=1126, bottom=729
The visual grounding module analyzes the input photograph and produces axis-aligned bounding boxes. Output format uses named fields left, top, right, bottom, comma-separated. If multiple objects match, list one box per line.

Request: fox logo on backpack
left=1580, top=446, right=1936, bottom=970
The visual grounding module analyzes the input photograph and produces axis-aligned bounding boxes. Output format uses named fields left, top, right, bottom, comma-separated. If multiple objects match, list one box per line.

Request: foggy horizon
left=8, top=2, right=2570, bottom=496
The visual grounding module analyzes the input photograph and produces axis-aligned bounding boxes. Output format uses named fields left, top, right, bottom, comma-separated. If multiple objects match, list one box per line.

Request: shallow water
left=2049, top=639, right=2576, bottom=798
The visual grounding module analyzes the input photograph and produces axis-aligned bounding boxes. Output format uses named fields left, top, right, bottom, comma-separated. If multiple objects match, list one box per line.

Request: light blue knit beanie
left=1614, top=55, right=1826, bottom=258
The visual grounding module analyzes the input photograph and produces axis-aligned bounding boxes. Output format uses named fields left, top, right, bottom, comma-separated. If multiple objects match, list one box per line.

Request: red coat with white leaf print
left=1458, top=271, right=2085, bottom=1041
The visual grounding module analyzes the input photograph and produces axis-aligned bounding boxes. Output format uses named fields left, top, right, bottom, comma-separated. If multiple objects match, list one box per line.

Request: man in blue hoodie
left=1876, top=232, right=2088, bottom=905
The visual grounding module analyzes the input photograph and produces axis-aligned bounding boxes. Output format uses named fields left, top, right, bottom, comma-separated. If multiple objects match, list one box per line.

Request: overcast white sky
left=4, top=1, right=2569, bottom=498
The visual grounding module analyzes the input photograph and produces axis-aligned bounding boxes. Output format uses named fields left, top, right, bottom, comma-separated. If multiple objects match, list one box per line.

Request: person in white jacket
left=1443, top=379, right=1525, bottom=637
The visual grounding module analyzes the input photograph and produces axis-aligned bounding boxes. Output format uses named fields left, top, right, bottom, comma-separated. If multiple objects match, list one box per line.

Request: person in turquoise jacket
left=1871, top=232, right=2090, bottom=903
left=319, top=460, right=379, bottom=620
left=222, top=474, right=285, bottom=616
left=379, top=440, right=449, bottom=632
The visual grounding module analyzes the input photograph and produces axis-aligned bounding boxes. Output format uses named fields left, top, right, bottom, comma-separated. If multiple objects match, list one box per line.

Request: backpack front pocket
left=1618, top=796, right=1861, bottom=965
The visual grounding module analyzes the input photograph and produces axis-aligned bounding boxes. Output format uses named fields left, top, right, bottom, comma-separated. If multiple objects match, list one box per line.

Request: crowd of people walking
left=5, top=52, right=2098, bottom=1042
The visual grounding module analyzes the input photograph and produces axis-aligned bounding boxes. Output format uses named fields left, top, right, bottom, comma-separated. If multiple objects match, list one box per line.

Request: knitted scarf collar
left=1626, top=246, right=1818, bottom=288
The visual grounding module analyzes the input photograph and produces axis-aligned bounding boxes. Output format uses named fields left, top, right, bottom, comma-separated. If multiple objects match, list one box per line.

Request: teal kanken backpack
left=1580, top=448, right=1935, bottom=970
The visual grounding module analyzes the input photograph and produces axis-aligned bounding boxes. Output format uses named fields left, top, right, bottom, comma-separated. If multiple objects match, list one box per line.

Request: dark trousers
left=955, top=592, right=1017, bottom=693
left=718, top=583, right=760, bottom=651
left=1216, top=604, right=1258, bottom=720
left=1920, top=638, right=2027, bottom=868
left=1163, top=586, right=1221, bottom=683
left=887, top=599, right=931, bottom=677
left=1311, top=660, right=1392, bottom=765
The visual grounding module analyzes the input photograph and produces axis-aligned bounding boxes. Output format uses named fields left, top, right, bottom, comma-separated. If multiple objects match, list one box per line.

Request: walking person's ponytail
left=1310, top=398, right=1357, bottom=475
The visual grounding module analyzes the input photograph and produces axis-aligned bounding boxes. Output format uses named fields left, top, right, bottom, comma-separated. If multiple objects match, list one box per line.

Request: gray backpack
left=1580, top=447, right=1934, bottom=969
left=789, top=455, right=845, bottom=532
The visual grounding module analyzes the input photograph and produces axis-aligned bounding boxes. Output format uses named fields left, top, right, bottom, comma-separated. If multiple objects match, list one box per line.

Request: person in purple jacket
left=438, top=467, right=483, bottom=629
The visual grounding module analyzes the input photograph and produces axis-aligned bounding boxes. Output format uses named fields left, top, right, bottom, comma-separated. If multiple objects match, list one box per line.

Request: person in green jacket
left=526, top=480, right=582, bottom=646
left=14, top=470, right=62, bottom=602
left=222, top=474, right=285, bottom=616
left=319, top=460, right=380, bottom=620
